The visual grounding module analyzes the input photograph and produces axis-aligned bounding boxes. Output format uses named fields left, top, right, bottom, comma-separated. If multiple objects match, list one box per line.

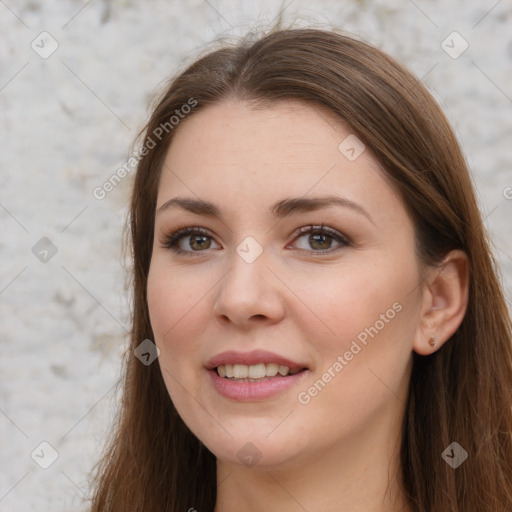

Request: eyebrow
left=156, top=195, right=375, bottom=225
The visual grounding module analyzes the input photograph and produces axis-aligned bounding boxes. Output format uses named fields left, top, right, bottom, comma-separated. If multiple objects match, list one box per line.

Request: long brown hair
left=89, top=27, right=512, bottom=511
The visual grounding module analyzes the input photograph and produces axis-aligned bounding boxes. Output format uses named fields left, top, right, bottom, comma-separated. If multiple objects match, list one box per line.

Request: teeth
left=233, top=364, right=248, bottom=378
left=278, top=365, right=289, bottom=376
left=266, top=363, right=279, bottom=377
left=216, top=363, right=302, bottom=379
left=248, top=363, right=266, bottom=379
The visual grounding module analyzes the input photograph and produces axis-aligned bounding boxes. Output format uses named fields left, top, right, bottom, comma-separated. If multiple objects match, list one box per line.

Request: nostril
left=252, top=314, right=266, bottom=320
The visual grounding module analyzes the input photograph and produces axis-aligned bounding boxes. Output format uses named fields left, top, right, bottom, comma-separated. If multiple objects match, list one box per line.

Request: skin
left=147, top=99, right=469, bottom=512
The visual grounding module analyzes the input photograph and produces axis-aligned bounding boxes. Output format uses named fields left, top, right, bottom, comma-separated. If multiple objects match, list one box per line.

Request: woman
left=90, top=27, right=512, bottom=511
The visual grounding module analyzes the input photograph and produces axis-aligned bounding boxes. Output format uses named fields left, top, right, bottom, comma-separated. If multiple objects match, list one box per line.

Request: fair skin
left=147, top=99, right=468, bottom=512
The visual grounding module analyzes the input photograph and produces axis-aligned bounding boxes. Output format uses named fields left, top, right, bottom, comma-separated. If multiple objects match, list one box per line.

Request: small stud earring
left=429, top=336, right=436, bottom=348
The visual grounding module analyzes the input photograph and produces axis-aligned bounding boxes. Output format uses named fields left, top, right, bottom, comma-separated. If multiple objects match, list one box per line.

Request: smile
left=206, top=349, right=310, bottom=400
left=216, top=363, right=304, bottom=380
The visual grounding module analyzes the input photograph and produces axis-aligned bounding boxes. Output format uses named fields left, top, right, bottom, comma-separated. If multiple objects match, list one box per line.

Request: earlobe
left=412, top=249, right=469, bottom=356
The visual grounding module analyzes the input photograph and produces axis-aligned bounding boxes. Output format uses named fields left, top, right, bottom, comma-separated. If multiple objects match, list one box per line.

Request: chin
left=198, top=428, right=307, bottom=470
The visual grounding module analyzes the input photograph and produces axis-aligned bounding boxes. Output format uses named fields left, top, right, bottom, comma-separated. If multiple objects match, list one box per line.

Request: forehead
left=156, top=99, right=404, bottom=227
left=166, top=99, right=351, bottom=164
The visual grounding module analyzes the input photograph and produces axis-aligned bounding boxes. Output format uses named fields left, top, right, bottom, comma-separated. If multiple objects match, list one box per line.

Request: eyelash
left=159, top=224, right=351, bottom=257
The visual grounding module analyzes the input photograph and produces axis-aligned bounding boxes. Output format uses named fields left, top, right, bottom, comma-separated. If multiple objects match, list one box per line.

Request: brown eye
left=307, top=233, right=334, bottom=250
left=160, top=227, right=220, bottom=255
left=187, top=235, right=212, bottom=251
left=291, top=225, right=350, bottom=254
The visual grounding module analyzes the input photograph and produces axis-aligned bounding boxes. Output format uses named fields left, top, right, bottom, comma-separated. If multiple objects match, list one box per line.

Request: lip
left=205, top=349, right=307, bottom=371
left=205, top=349, right=310, bottom=402
left=208, top=367, right=310, bottom=401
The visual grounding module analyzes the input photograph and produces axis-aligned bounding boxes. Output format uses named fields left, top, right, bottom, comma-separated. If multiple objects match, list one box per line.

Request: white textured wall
left=1, top=1, right=511, bottom=510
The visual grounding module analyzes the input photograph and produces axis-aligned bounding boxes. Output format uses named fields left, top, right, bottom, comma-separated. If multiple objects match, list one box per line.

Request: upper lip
left=206, top=350, right=308, bottom=371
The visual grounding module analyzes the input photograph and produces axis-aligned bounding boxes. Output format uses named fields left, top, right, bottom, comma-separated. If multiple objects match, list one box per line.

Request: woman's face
left=147, top=99, right=425, bottom=469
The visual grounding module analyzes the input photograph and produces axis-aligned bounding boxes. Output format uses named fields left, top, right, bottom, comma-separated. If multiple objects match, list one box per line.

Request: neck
left=214, top=407, right=412, bottom=512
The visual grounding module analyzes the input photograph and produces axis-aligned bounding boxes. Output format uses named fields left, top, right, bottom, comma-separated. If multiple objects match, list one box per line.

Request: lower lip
left=208, top=369, right=309, bottom=401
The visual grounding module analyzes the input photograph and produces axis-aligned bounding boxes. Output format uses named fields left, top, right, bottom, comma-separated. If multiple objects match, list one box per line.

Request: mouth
left=206, top=350, right=310, bottom=401
left=215, top=363, right=307, bottom=382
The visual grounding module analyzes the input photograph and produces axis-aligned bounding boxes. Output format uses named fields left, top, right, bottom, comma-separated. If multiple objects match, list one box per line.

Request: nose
left=212, top=248, right=286, bottom=329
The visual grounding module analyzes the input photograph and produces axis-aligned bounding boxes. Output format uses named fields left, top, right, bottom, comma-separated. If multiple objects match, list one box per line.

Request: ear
left=413, top=249, right=469, bottom=355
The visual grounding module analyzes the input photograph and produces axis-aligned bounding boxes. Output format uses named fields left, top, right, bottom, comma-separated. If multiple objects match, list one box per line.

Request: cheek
left=298, top=254, right=418, bottom=403
left=293, top=290, right=415, bottom=443
left=297, top=254, right=419, bottom=407
left=146, top=262, right=213, bottom=428
left=147, top=262, right=209, bottom=364
left=302, top=259, right=414, bottom=345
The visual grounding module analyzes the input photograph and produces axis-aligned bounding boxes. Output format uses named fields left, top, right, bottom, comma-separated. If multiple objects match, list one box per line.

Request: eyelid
left=159, top=224, right=351, bottom=255
left=287, top=224, right=351, bottom=255
left=158, top=226, right=219, bottom=252
left=291, top=224, right=350, bottom=244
